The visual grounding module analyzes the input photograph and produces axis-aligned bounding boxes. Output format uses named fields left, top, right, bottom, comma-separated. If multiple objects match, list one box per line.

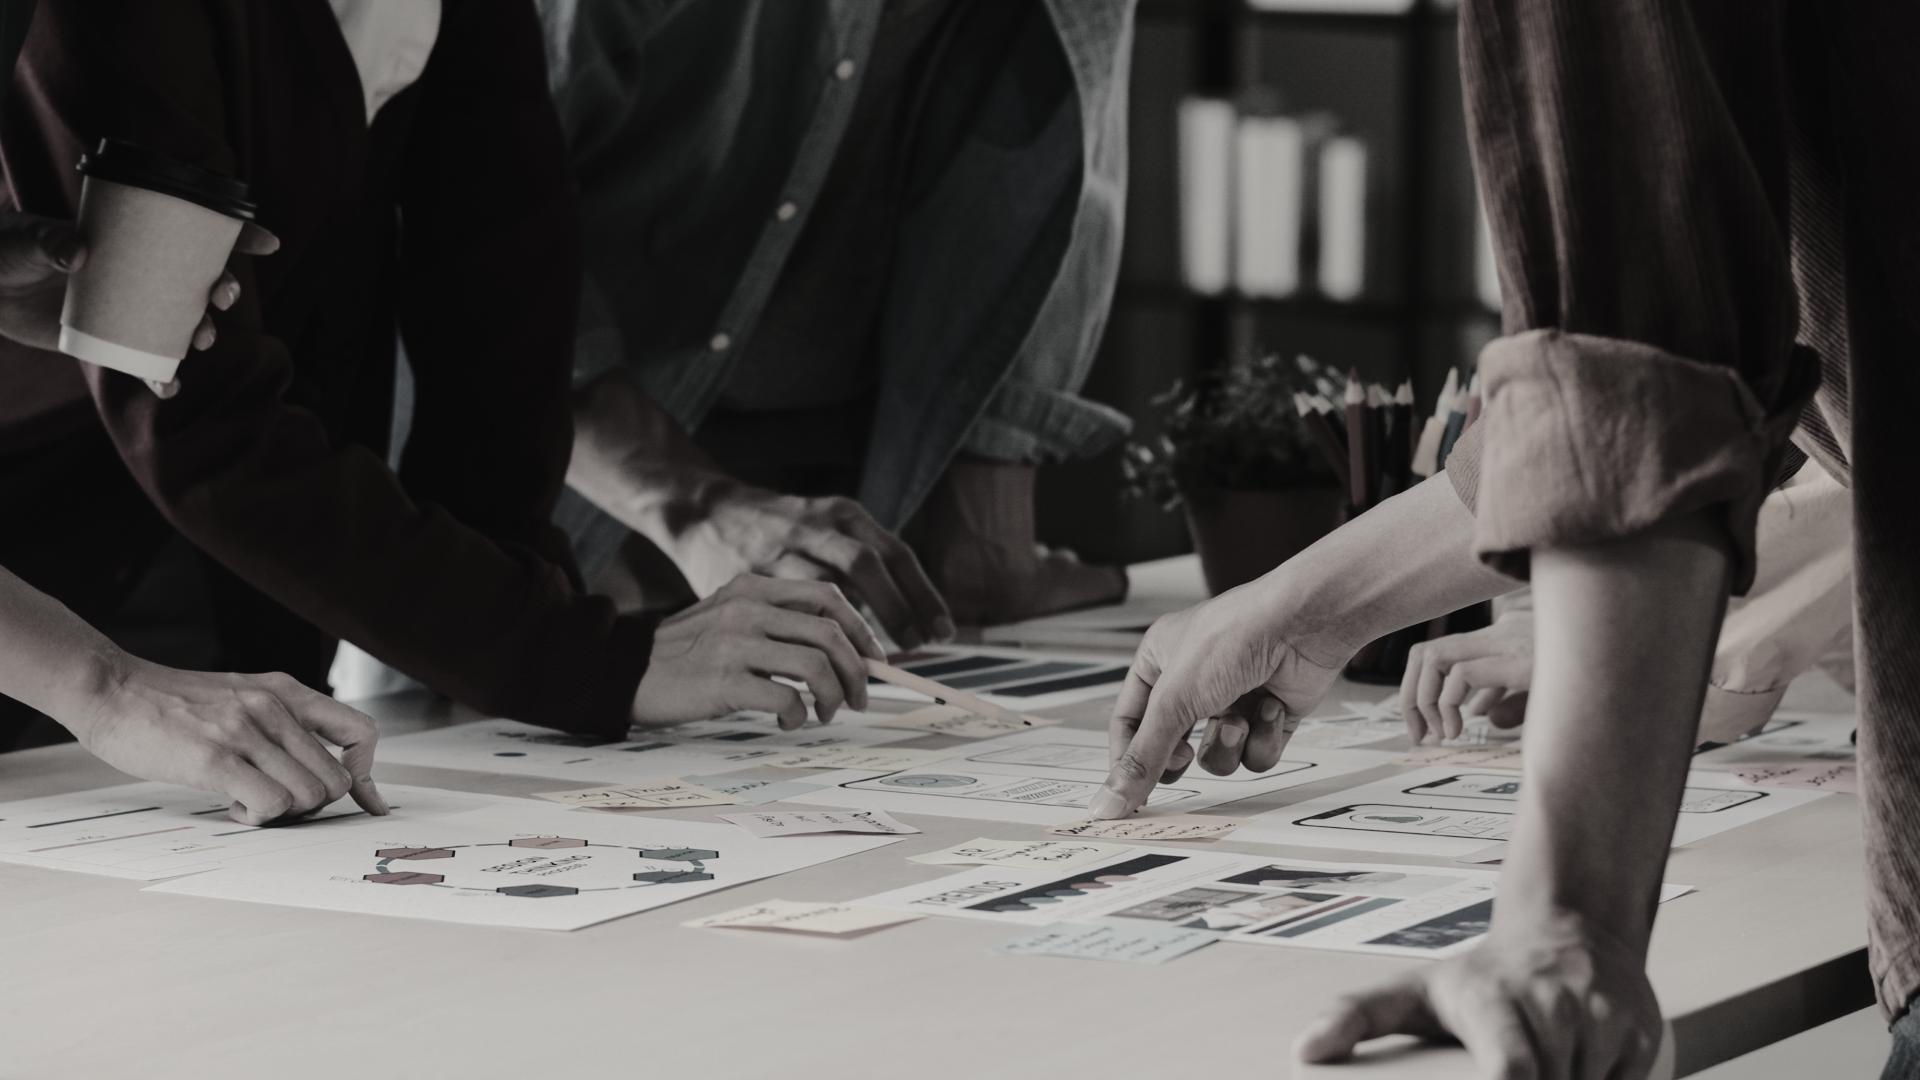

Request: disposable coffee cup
left=58, top=139, right=257, bottom=384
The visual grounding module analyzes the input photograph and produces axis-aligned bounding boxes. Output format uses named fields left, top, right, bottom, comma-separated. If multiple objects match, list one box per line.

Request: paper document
left=1048, top=814, right=1249, bottom=841
left=994, top=922, right=1222, bottom=964
left=684, top=900, right=921, bottom=935
left=869, top=645, right=1133, bottom=711
left=1238, top=766, right=1827, bottom=856
left=1694, top=713, right=1857, bottom=766
left=1391, top=745, right=1524, bottom=770
left=764, top=747, right=951, bottom=772
left=719, top=810, right=920, bottom=838
left=144, top=804, right=901, bottom=931
left=0, top=782, right=527, bottom=881
left=679, top=776, right=828, bottom=807
left=533, top=780, right=743, bottom=809
left=908, top=838, right=1134, bottom=870
left=790, top=727, right=1392, bottom=827
left=870, top=705, right=1062, bottom=739
left=377, top=713, right=918, bottom=786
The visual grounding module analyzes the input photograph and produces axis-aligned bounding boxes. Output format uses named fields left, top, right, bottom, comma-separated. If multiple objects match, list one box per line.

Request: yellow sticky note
left=683, top=900, right=923, bottom=935
left=764, top=747, right=951, bottom=772
left=1391, top=745, right=1524, bottom=771
left=908, top=838, right=1132, bottom=870
left=870, top=705, right=1063, bottom=739
left=532, top=779, right=745, bottom=809
left=1047, top=814, right=1249, bottom=841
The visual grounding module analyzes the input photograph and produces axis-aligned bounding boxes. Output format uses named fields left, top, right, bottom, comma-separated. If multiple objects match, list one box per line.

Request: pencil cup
left=58, top=140, right=256, bottom=383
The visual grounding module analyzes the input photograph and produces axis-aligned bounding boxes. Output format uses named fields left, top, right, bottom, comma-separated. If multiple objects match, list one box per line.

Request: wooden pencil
left=1295, top=392, right=1351, bottom=490
left=1345, top=370, right=1368, bottom=509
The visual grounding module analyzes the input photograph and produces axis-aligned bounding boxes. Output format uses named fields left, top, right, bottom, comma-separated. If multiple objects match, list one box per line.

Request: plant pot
left=1184, top=487, right=1346, bottom=596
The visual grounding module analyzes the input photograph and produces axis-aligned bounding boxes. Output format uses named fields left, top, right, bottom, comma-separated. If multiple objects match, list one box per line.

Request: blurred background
left=1037, top=0, right=1499, bottom=568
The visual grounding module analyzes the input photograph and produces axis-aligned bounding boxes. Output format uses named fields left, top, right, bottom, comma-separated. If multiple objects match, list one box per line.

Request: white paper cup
left=58, top=140, right=256, bottom=383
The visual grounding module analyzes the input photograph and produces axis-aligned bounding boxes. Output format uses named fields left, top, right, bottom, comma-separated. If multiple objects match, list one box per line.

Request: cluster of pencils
left=1293, top=366, right=1481, bottom=512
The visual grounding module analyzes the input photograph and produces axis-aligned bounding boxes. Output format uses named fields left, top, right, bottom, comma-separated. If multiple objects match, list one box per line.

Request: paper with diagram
left=144, top=804, right=902, bottom=931
left=790, top=726, right=1393, bottom=826
left=0, top=782, right=528, bottom=881
left=1237, top=766, right=1827, bottom=856
left=376, top=713, right=919, bottom=786
left=869, top=646, right=1133, bottom=711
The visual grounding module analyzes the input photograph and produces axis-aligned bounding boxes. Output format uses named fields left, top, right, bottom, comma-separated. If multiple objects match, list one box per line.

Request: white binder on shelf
left=1317, top=135, right=1368, bottom=301
left=1178, top=97, right=1235, bottom=296
left=1233, top=115, right=1305, bottom=298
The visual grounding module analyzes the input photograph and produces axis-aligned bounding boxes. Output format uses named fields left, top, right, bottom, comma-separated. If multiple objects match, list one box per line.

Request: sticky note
left=764, top=747, right=951, bottom=772
left=1707, top=761, right=1857, bottom=794
left=719, top=810, right=921, bottom=838
left=1047, top=814, right=1249, bottom=841
left=679, top=776, right=828, bottom=806
left=992, top=922, right=1221, bottom=964
left=531, top=779, right=744, bottom=809
left=908, top=838, right=1133, bottom=870
left=870, top=705, right=1063, bottom=739
left=1392, top=745, right=1525, bottom=770
left=684, top=899, right=923, bottom=935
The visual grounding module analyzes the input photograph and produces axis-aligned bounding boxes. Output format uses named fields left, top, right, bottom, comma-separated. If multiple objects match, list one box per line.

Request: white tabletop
left=0, top=558, right=1870, bottom=1079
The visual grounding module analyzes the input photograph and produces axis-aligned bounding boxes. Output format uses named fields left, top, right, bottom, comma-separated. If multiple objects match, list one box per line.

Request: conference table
left=0, top=558, right=1870, bottom=1079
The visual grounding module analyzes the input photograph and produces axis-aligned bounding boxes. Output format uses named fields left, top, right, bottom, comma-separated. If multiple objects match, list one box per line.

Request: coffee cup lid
left=75, top=139, right=256, bottom=221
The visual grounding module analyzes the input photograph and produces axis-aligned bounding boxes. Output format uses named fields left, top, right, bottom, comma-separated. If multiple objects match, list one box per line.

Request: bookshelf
left=1035, top=0, right=1496, bottom=568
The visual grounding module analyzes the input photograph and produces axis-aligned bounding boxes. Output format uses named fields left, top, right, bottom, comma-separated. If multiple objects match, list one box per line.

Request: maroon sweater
left=0, top=0, right=653, bottom=734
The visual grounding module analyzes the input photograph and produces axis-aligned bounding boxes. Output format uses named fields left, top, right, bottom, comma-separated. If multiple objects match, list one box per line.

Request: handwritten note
left=1392, top=745, right=1525, bottom=770
left=993, top=922, right=1221, bottom=964
left=719, top=810, right=922, bottom=838
left=532, top=779, right=743, bottom=809
left=679, top=776, right=828, bottom=806
left=870, top=705, right=1063, bottom=740
left=684, top=900, right=922, bottom=935
left=765, top=747, right=952, bottom=772
left=1705, top=761, right=1858, bottom=794
left=1048, top=814, right=1249, bottom=841
left=908, top=838, right=1133, bottom=870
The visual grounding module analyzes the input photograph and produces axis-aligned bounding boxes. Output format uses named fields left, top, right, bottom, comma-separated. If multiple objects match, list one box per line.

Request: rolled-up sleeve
left=1455, top=0, right=1819, bottom=591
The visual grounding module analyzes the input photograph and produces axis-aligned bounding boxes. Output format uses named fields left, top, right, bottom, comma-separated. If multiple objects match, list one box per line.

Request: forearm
left=0, top=567, right=124, bottom=731
left=1254, top=473, right=1517, bottom=661
left=1498, top=511, right=1731, bottom=948
left=567, top=371, right=739, bottom=551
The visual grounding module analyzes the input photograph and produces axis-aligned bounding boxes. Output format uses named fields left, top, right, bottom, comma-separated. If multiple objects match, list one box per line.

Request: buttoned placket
left=674, top=13, right=881, bottom=426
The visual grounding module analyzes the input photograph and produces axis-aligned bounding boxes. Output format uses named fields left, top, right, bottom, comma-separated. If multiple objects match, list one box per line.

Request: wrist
left=39, top=640, right=133, bottom=745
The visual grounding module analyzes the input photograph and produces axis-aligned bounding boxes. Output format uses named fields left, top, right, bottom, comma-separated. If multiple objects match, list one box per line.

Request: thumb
left=0, top=213, right=83, bottom=283
left=1295, top=981, right=1447, bottom=1063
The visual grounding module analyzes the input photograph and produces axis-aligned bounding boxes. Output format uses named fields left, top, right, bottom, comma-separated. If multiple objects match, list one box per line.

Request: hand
left=1400, top=610, right=1534, bottom=741
left=1091, top=583, right=1353, bottom=819
left=632, top=574, right=885, bottom=730
left=0, top=213, right=279, bottom=397
left=1296, top=915, right=1663, bottom=1080
left=666, top=485, right=953, bottom=651
left=65, top=658, right=386, bottom=826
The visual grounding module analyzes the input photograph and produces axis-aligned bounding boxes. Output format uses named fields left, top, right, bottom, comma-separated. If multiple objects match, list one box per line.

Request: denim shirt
left=537, top=0, right=1133, bottom=575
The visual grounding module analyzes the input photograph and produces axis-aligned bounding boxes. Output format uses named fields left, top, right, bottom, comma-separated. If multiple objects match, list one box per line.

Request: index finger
left=1095, top=670, right=1210, bottom=818
left=719, top=576, right=886, bottom=661
left=791, top=528, right=924, bottom=651
left=840, top=515, right=954, bottom=642
left=277, top=678, right=388, bottom=815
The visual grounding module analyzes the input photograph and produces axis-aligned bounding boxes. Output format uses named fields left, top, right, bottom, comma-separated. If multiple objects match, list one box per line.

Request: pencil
left=1296, top=391, right=1352, bottom=490
left=1437, top=383, right=1468, bottom=471
left=864, top=659, right=1031, bottom=725
left=1346, top=370, right=1368, bottom=510
left=1411, top=368, right=1457, bottom=477
left=1392, top=379, right=1415, bottom=486
left=1463, top=372, right=1483, bottom=431
left=1366, top=383, right=1389, bottom=504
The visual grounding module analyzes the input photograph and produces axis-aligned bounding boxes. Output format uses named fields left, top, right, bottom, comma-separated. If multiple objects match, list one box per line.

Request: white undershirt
left=329, top=0, right=443, bottom=125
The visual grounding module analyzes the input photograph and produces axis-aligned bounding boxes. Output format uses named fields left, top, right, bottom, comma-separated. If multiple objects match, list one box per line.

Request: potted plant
left=1124, top=354, right=1345, bottom=595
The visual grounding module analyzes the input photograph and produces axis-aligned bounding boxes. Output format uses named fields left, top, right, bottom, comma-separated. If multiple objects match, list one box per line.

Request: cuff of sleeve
left=1467, top=330, right=1814, bottom=593
left=960, top=380, right=1133, bottom=464
left=510, top=608, right=659, bottom=737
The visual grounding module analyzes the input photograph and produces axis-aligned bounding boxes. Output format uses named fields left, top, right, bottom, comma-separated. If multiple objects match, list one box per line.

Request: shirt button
left=709, top=332, right=731, bottom=352
left=835, top=59, right=856, bottom=80
left=776, top=201, right=797, bottom=221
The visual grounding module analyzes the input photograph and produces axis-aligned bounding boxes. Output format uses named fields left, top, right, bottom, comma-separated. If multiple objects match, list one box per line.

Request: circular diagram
left=877, top=774, right=977, bottom=789
left=363, top=838, right=721, bottom=897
